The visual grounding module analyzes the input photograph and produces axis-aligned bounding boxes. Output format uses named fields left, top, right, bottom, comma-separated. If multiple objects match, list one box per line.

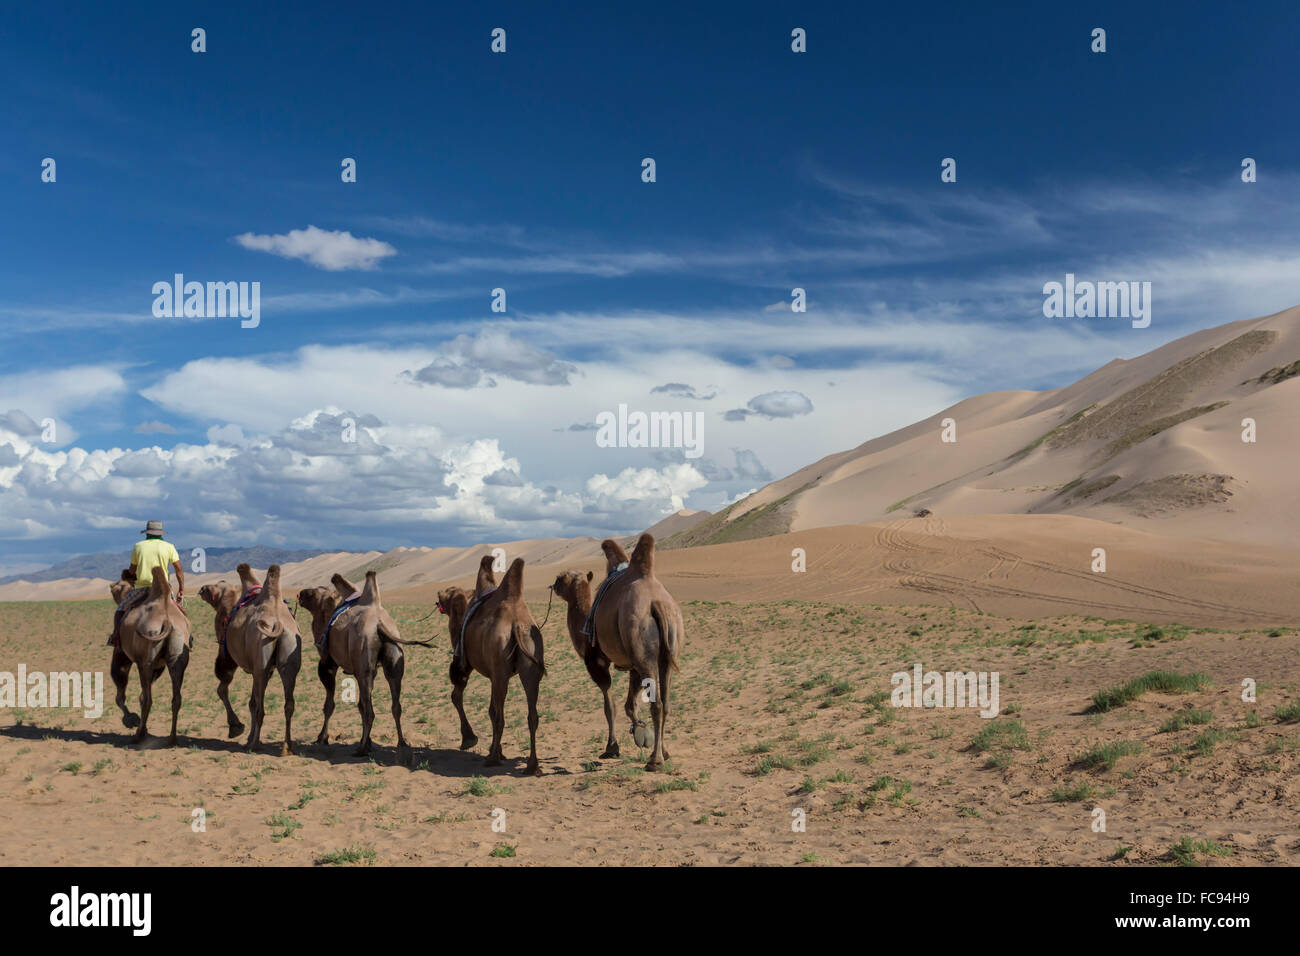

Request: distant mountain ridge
left=0, top=546, right=332, bottom=585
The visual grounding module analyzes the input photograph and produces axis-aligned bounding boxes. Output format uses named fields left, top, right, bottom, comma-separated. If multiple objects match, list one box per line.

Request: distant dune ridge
left=6, top=307, right=1299, bottom=624
left=668, top=304, right=1300, bottom=551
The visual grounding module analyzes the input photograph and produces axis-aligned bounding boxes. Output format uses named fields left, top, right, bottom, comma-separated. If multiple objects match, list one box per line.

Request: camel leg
left=165, top=646, right=188, bottom=746
left=381, top=643, right=411, bottom=764
left=111, top=649, right=139, bottom=730
left=484, top=674, right=509, bottom=766
left=450, top=660, right=477, bottom=750
left=245, top=664, right=272, bottom=752
left=215, top=649, right=244, bottom=738
left=315, top=657, right=337, bottom=746
left=278, top=647, right=298, bottom=757
left=584, top=650, right=618, bottom=758
left=353, top=669, right=375, bottom=757
left=133, top=658, right=156, bottom=744
left=648, top=656, right=671, bottom=771
left=520, top=664, right=541, bottom=775
left=624, top=669, right=640, bottom=733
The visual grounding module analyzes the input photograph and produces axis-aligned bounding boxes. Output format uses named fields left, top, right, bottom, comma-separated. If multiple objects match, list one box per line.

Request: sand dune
left=679, top=305, right=1300, bottom=550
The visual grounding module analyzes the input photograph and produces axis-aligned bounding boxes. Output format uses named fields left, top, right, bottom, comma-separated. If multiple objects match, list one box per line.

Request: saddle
left=582, top=562, right=629, bottom=647
left=221, top=586, right=261, bottom=649
left=455, top=587, right=496, bottom=662
left=320, top=597, right=358, bottom=655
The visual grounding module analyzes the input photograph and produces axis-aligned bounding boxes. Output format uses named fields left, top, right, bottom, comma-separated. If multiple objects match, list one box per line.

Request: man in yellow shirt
left=108, top=520, right=185, bottom=646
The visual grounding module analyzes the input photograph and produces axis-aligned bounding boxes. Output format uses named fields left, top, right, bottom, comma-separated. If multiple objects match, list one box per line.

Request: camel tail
left=377, top=619, right=435, bottom=648
left=650, top=600, right=680, bottom=672
left=511, top=622, right=546, bottom=677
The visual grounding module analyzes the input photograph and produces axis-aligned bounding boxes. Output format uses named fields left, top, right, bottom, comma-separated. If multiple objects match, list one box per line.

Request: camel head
left=198, top=581, right=238, bottom=611
left=109, top=568, right=134, bottom=606
left=297, top=585, right=339, bottom=637
left=436, top=586, right=470, bottom=617
left=551, top=570, right=594, bottom=607
left=599, top=539, right=630, bottom=573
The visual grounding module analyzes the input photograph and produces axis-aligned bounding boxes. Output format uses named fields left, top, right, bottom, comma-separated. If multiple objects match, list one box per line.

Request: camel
left=551, top=568, right=623, bottom=758
left=108, top=566, right=192, bottom=746
left=435, top=556, right=544, bottom=773
left=196, top=581, right=248, bottom=739
left=221, top=563, right=301, bottom=754
left=297, top=570, right=433, bottom=762
left=580, top=533, right=682, bottom=771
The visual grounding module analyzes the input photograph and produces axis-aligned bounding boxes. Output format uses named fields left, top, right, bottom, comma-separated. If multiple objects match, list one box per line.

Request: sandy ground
left=1, top=519, right=1297, bottom=866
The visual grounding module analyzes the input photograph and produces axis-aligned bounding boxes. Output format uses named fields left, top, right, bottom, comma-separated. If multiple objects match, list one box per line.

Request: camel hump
left=499, top=557, right=525, bottom=599
left=475, top=554, right=498, bottom=595
left=236, top=563, right=260, bottom=591
left=358, top=570, right=380, bottom=606
left=629, top=533, right=655, bottom=574
left=148, top=565, right=170, bottom=596
left=262, top=564, right=282, bottom=602
left=330, top=573, right=359, bottom=599
left=119, top=568, right=134, bottom=583
left=600, top=538, right=630, bottom=571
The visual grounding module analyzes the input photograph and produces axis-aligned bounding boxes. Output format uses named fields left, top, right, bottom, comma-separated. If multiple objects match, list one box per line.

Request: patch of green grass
left=316, top=844, right=376, bottom=866
left=1090, top=671, right=1210, bottom=712
left=266, top=810, right=302, bottom=842
left=1051, top=782, right=1096, bottom=802
left=970, top=719, right=1031, bottom=754
left=1158, top=710, right=1213, bottom=733
left=1274, top=701, right=1300, bottom=723
left=489, top=843, right=517, bottom=858
left=1170, top=837, right=1231, bottom=867
left=1192, top=728, right=1236, bottom=757
left=59, top=761, right=82, bottom=775
left=1073, top=740, right=1145, bottom=772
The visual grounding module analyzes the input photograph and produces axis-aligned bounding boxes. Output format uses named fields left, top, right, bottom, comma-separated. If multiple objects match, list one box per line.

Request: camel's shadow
left=0, top=721, right=561, bottom=777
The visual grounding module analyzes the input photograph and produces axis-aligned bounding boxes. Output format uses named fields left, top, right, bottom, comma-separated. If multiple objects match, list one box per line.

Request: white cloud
left=233, top=225, right=397, bottom=271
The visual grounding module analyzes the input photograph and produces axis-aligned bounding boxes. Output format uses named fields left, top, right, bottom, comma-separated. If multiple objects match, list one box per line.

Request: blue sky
left=3, top=1, right=1299, bottom=572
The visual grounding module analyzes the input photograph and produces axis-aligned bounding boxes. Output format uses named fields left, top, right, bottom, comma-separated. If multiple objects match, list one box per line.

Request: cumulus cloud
left=233, top=225, right=397, bottom=271
left=0, top=405, right=712, bottom=562
left=406, top=327, right=577, bottom=389
left=650, top=382, right=717, bottom=400
left=724, top=390, right=815, bottom=421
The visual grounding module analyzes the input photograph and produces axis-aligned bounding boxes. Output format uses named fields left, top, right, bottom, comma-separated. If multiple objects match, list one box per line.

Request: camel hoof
left=460, top=736, right=478, bottom=751
left=633, top=722, right=655, bottom=750
left=121, top=713, right=140, bottom=729
left=484, top=755, right=503, bottom=767
left=600, top=745, right=620, bottom=759
left=644, top=758, right=664, bottom=773
left=228, top=723, right=245, bottom=739
left=525, top=760, right=541, bottom=775
left=352, top=745, right=370, bottom=758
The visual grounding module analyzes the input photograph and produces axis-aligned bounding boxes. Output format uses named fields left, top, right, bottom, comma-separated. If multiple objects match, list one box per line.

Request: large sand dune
left=678, top=305, right=1300, bottom=550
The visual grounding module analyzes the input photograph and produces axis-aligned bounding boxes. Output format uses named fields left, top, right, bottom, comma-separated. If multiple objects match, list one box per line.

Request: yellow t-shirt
left=131, top=538, right=180, bottom=590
